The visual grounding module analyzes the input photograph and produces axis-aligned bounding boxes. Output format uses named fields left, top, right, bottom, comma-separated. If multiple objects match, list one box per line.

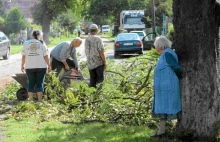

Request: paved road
left=0, top=38, right=114, bottom=89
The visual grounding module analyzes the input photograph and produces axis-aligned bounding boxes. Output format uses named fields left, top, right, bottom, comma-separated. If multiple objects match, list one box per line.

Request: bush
left=167, top=23, right=174, bottom=41
left=0, top=16, right=4, bottom=30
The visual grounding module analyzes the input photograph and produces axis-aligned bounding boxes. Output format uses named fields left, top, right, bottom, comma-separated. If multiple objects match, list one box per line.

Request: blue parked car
left=114, top=33, right=143, bottom=58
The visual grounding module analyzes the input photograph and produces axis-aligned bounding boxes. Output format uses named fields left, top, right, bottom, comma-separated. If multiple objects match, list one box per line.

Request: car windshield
left=102, top=27, right=109, bottom=29
left=131, top=32, right=144, bottom=36
left=124, top=17, right=143, bottom=24
left=117, top=34, right=139, bottom=41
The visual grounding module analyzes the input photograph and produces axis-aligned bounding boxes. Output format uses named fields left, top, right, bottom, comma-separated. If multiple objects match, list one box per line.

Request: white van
left=102, top=25, right=110, bottom=33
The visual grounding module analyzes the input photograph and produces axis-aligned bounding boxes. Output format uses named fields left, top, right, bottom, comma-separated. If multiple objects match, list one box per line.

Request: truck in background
left=119, top=10, right=145, bottom=32
left=81, top=21, right=93, bottom=35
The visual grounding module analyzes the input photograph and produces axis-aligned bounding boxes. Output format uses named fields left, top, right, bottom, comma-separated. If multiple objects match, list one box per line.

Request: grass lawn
left=98, top=32, right=116, bottom=41
left=2, top=117, right=161, bottom=142
left=47, top=36, right=76, bottom=48
left=10, top=45, right=23, bottom=55
left=10, top=36, right=77, bottom=55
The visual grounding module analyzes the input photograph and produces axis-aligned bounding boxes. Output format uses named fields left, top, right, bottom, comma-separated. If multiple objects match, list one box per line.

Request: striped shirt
left=50, top=41, right=78, bottom=68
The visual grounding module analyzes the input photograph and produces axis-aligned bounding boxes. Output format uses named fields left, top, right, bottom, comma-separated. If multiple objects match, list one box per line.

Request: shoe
left=150, top=131, right=166, bottom=138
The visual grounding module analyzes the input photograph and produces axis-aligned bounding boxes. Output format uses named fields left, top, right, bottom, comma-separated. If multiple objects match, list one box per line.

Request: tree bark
left=42, top=14, right=51, bottom=44
left=173, top=0, right=220, bottom=141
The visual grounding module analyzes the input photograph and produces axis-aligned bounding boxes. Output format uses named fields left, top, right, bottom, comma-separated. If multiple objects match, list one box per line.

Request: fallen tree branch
left=105, top=70, right=125, bottom=78
left=135, top=67, right=153, bottom=95
left=69, top=95, right=153, bottom=109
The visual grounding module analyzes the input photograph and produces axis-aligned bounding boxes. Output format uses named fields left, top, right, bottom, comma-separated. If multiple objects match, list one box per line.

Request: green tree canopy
left=144, top=0, right=173, bottom=27
left=0, top=0, right=6, bottom=17
left=87, top=0, right=129, bottom=25
left=5, top=8, right=28, bottom=34
left=57, top=10, right=79, bottom=34
left=87, top=0, right=172, bottom=27
left=0, top=16, right=4, bottom=30
left=32, top=0, right=83, bottom=43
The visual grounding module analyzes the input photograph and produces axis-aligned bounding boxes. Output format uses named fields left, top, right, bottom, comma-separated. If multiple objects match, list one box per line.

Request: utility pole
left=152, top=0, right=156, bottom=39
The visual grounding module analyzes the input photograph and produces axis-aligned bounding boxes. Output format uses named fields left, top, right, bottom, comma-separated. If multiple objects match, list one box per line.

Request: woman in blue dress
left=151, top=36, right=182, bottom=137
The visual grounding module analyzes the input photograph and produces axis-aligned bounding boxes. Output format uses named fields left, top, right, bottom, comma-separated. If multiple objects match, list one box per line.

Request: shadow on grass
left=34, top=122, right=163, bottom=142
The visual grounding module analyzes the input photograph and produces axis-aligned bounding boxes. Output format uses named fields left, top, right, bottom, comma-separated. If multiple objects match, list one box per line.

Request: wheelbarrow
left=11, top=69, right=84, bottom=101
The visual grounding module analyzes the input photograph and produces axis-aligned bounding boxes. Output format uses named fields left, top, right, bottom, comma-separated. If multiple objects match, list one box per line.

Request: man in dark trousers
left=85, top=24, right=107, bottom=88
left=50, top=37, right=82, bottom=75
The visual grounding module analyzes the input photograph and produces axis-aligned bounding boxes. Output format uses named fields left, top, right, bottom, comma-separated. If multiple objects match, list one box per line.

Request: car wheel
left=144, top=44, right=151, bottom=50
left=139, top=51, right=143, bottom=55
left=3, top=48, right=10, bottom=60
left=114, top=53, right=119, bottom=59
left=16, top=88, right=28, bottom=101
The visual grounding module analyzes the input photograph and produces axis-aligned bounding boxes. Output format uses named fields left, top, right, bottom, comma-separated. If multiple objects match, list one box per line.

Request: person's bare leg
left=157, top=119, right=166, bottom=134
left=37, top=92, right=43, bottom=101
left=150, top=118, right=166, bottom=137
left=28, top=92, right=34, bottom=101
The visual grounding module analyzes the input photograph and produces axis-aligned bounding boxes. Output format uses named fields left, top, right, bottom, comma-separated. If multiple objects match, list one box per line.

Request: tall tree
left=143, top=0, right=172, bottom=28
left=87, top=0, right=172, bottom=27
left=173, top=0, right=220, bottom=141
left=0, top=16, right=4, bottom=30
left=57, top=10, right=78, bottom=34
left=32, top=0, right=82, bottom=43
left=0, top=0, right=6, bottom=17
left=5, top=8, right=28, bottom=34
left=88, top=0, right=129, bottom=25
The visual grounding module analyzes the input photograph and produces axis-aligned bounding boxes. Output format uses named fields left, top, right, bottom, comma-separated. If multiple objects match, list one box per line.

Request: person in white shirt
left=21, top=30, right=50, bottom=101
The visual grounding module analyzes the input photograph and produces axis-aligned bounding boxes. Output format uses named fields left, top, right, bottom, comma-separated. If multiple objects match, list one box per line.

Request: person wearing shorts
left=21, top=30, right=50, bottom=101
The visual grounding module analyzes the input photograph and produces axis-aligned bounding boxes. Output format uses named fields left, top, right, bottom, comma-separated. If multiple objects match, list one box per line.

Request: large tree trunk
left=42, top=14, right=51, bottom=44
left=173, top=0, right=220, bottom=141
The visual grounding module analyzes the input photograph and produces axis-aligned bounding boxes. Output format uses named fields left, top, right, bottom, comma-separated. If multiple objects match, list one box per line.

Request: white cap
left=90, top=24, right=98, bottom=30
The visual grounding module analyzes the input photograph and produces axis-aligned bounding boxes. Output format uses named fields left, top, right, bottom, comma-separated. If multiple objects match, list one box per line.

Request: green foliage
left=86, top=0, right=173, bottom=27
left=0, top=0, right=6, bottom=18
left=32, top=0, right=83, bottom=25
left=3, top=119, right=157, bottom=142
left=4, top=8, right=28, bottom=34
left=31, top=0, right=83, bottom=43
left=32, top=24, right=42, bottom=30
left=0, top=16, right=4, bottom=30
left=91, top=15, right=114, bottom=27
left=14, top=102, right=36, bottom=113
left=128, top=0, right=150, bottom=10
left=46, top=35, right=76, bottom=47
left=56, top=10, right=79, bottom=34
left=87, top=0, right=129, bottom=24
left=145, top=0, right=173, bottom=27
left=1, top=50, right=180, bottom=141
left=31, top=2, right=44, bottom=25
left=98, top=32, right=116, bottom=41
left=167, top=23, right=174, bottom=41
left=0, top=82, right=20, bottom=100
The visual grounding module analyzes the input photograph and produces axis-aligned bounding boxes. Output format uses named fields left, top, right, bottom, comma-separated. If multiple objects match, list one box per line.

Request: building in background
left=2, top=0, right=38, bottom=22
